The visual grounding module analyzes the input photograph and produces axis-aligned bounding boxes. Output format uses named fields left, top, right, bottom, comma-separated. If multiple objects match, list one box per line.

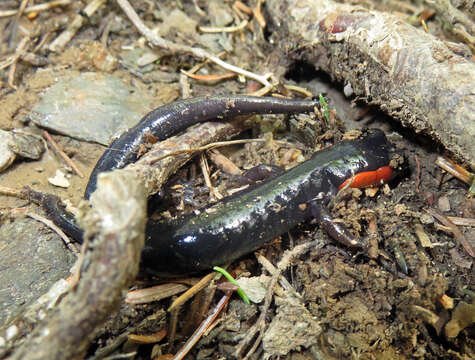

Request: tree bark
left=10, top=170, right=146, bottom=360
left=267, top=0, right=475, bottom=169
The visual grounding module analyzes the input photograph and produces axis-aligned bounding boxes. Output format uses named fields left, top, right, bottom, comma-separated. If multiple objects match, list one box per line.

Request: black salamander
left=143, top=129, right=397, bottom=274
left=42, top=96, right=399, bottom=275
left=44, top=96, right=319, bottom=246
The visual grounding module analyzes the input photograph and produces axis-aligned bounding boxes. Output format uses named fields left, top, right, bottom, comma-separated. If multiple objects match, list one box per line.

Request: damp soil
left=0, top=0, right=473, bottom=359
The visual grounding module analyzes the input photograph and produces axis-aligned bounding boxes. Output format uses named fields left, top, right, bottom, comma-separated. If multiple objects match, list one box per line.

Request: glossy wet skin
left=85, top=96, right=319, bottom=198
left=45, top=96, right=318, bottom=241
left=41, top=95, right=400, bottom=276
left=142, top=130, right=397, bottom=274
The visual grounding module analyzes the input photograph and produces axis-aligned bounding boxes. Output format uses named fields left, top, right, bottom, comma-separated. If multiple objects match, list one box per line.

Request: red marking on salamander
left=338, top=165, right=393, bottom=190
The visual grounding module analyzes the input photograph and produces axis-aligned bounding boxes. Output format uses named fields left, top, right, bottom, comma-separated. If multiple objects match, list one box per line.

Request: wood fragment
left=446, top=216, right=475, bottom=227
left=172, top=292, right=232, bottom=360
left=436, top=156, right=473, bottom=185
left=128, top=328, right=167, bottom=344
left=425, top=207, right=475, bottom=257
left=252, top=0, right=266, bottom=28
left=267, top=0, right=475, bottom=169
left=9, top=169, right=146, bottom=360
left=126, top=283, right=189, bottom=305
left=168, top=272, right=215, bottom=312
left=208, top=149, right=242, bottom=175
left=234, top=1, right=252, bottom=15
left=116, top=0, right=273, bottom=88
left=42, top=130, right=84, bottom=178
left=199, top=20, right=248, bottom=33
left=0, top=0, right=71, bottom=18
left=49, top=0, right=106, bottom=52
left=414, top=222, right=433, bottom=248
left=180, top=69, right=237, bottom=82
left=26, top=212, right=78, bottom=253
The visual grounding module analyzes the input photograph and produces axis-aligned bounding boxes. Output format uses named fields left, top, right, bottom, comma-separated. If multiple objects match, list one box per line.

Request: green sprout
left=319, top=93, right=330, bottom=124
left=213, top=266, right=250, bottom=305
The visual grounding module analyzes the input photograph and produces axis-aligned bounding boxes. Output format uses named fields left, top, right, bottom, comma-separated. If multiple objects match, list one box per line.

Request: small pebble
left=0, top=130, right=16, bottom=172
left=438, top=196, right=451, bottom=212
left=48, top=169, right=70, bottom=188
left=419, top=213, right=434, bottom=225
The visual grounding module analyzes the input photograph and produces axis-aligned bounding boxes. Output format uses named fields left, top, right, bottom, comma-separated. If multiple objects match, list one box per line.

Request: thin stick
left=168, top=272, right=216, bottom=312
left=116, top=0, right=272, bottom=88
left=447, top=216, right=475, bottom=227
left=180, top=69, right=237, bottom=82
left=425, top=207, right=474, bottom=257
left=149, top=138, right=308, bottom=165
left=199, top=20, right=248, bottom=33
left=172, top=292, right=232, bottom=360
left=414, top=155, right=421, bottom=192
left=42, top=130, right=85, bottom=178
left=0, top=0, right=71, bottom=18
left=26, top=212, right=78, bottom=253
left=49, top=0, right=106, bottom=52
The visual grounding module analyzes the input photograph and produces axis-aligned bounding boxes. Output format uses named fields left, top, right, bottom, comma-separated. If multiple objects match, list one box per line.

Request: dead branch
left=267, top=0, right=475, bottom=169
left=126, top=119, right=248, bottom=196
left=115, top=0, right=273, bottom=88
left=9, top=169, right=146, bottom=360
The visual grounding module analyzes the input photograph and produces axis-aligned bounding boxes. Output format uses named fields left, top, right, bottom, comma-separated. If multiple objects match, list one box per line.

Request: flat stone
left=0, top=218, right=77, bottom=327
left=29, top=72, right=155, bottom=145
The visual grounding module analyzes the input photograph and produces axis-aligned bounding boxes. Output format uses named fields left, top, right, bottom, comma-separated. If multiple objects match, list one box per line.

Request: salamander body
left=143, top=129, right=396, bottom=274
left=42, top=95, right=400, bottom=275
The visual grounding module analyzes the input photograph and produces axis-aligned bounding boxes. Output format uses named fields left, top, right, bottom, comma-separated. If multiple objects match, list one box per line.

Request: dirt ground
left=0, top=1, right=474, bottom=359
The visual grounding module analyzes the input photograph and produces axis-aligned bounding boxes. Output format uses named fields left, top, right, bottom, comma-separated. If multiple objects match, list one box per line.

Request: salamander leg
left=231, top=164, right=285, bottom=187
left=309, top=200, right=362, bottom=248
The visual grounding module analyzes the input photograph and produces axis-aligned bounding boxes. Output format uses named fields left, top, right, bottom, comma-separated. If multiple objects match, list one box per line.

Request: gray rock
left=0, top=217, right=76, bottom=327
left=29, top=72, right=155, bottom=145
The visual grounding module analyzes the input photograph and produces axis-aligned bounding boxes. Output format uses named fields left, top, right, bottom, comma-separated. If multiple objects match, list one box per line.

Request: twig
left=234, top=1, right=253, bottom=16
left=435, top=156, right=473, bottom=185
left=8, top=0, right=29, bottom=49
left=283, top=84, right=314, bottom=98
left=192, top=0, right=206, bottom=17
left=447, top=216, right=475, bottom=227
left=252, top=0, right=266, bottom=29
left=168, top=272, right=216, bottom=312
left=149, top=138, right=307, bottom=165
left=9, top=169, right=146, bottom=359
left=26, top=212, right=78, bottom=253
left=172, top=292, right=232, bottom=360
left=128, top=328, right=167, bottom=344
left=0, top=185, right=29, bottom=199
left=0, top=0, right=71, bottom=18
left=42, top=130, right=85, bottom=178
left=180, top=69, right=237, bottom=82
left=199, top=20, right=248, bottom=33
left=126, top=283, right=188, bottom=305
left=116, top=0, right=272, bottom=88
left=5, top=36, right=30, bottom=88
left=200, top=153, right=221, bottom=201
left=49, top=0, right=106, bottom=52
left=425, top=207, right=474, bottom=257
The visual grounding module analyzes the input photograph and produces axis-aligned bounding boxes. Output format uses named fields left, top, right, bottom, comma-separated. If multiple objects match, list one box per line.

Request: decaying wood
left=10, top=169, right=146, bottom=360
left=127, top=118, right=248, bottom=196
left=267, top=0, right=475, bottom=169
left=2, top=119, right=246, bottom=358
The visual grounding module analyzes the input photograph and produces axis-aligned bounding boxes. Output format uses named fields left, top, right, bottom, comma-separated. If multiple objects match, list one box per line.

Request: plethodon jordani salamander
left=41, top=96, right=401, bottom=275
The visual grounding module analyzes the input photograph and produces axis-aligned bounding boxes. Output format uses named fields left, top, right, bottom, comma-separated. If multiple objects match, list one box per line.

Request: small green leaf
left=319, top=93, right=329, bottom=124
left=213, top=266, right=250, bottom=305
